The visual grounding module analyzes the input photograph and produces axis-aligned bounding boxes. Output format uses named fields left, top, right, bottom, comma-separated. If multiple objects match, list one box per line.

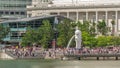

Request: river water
left=0, top=59, right=120, bottom=68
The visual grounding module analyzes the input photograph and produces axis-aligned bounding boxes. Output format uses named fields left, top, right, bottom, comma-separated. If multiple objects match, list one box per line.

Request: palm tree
left=97, top=20, right=108, bottom=36
left=89, top=21, right=96, bottom=36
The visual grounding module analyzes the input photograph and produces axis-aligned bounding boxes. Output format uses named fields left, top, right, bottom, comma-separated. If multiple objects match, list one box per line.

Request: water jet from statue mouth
left=67, top=26, right=82, bottom=49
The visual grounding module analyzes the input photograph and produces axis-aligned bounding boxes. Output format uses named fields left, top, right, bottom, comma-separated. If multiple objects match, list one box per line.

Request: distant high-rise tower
left=0, top=0, right=32, bottom=18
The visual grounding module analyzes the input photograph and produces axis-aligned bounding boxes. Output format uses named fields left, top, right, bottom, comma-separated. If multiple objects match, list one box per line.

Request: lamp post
left=52, top=17, right=58, bottom=49
left=52, top=28, right=57, bottom=49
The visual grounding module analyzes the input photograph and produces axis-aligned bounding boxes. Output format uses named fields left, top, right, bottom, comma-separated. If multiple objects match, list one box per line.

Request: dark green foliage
left=97, top=20, right=108, bottom=35
left=21, top=19, right=120, bottom=48
left=57, top=19, right=74, bottom=47
left=39, top=20, right=53, bottom=48
left=0, top=24, right=9, bottom=42
left=82, top=31, right=97, bottom=48
left=21, top=20, right=53, bottom=48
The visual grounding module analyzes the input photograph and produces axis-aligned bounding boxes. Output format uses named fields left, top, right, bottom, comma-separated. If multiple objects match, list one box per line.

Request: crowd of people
left=66, top=46, right=120, bottom=55
left=2, top=46, right=120, bottom=59
left=3, top=46, right=43, bottom=58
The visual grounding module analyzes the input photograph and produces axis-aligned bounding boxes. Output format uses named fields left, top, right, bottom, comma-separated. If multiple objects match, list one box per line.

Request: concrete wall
left=0, top=51, right=14, bottom=60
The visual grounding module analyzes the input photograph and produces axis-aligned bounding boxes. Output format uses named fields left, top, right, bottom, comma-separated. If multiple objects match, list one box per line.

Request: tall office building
left=0, top=0, right=31, bottom=19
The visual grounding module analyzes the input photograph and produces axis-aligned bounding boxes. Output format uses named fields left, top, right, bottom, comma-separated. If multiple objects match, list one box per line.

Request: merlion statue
left=75, top=26, right=82, bottom=49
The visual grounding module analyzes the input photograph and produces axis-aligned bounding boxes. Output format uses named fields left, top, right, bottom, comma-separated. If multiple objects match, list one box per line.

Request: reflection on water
left=0, top=59, right=120, bottom=68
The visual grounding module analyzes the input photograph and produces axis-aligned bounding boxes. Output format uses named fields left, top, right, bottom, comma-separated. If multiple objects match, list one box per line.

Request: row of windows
left=0, top=11, right=26, bottom=15
left=10, top=31, right=25, bottom=39
left=0, top=0, right=31, bottom=2
left=8, top=18, right=54, bottom=28
left=9, top=22, right=42, bottom=28
left=34, top=0, right=51, bottom=2
left=0, top=0, right=31, bottom=1
left=0, top=4, right=26, bottom=7
left=0, top=0, right=32, bottom=7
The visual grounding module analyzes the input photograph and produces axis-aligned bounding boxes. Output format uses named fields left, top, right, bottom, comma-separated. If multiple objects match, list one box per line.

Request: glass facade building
left=0, top=0, right=31, bottom=18
left=0, top=15, right=68, bottom=43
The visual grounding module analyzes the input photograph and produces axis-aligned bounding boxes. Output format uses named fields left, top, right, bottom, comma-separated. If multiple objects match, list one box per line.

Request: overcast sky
left=53, top=0, right=120, bottom=2
left=53, top=0, right=94, bottom=2
left=53, top=0, right=96, bottom=3
left=53, top=0, right=120, bottom=4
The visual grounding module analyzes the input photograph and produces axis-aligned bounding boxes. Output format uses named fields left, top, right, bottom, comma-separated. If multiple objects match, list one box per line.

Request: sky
left=53, top=0, right=120, bottom=2
left=52, top=0, right=120, bottom=4
left=53, top=0, right=96, bottom=4
left=53, top=0, right=94, bottom=2
left=52, top=0, right=95, bottom=4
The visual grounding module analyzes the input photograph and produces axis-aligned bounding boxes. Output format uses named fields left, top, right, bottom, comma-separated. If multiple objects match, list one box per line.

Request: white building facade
left=27, top=0, right=120, bottom=36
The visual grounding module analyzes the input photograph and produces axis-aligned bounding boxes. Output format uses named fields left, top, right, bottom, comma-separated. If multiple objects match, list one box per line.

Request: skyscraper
left=0, top=0, right=31, bottom=18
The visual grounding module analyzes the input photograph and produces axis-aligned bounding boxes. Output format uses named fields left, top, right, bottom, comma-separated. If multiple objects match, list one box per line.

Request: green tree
left=0, top=24, right=9, bottom=42
left=96, top=36, right=114, bottom=47
left=111, top=36, right=120, bottom=46
left=82, top=31, right=97, bottom=47
left=21, top=20, right=53, bottom=48
left=39, top=20, right=53, bottom=48
left=76, top=21, right=98, bottom=47
left=77, top=21, right=90, bottom=32
left=97, top=20, right=108, bottom=35
left=21, top=27, right=39, bottom=46
left=57, top=19, right=74, bottom=47
left=97, top=36, right=108, bottom=47
left=89, top=21, right=96, bottom=36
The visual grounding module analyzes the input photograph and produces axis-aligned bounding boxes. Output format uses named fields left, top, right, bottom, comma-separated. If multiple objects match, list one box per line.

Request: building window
left=10, top=31, right=19, bottom=39
left=10, top=12, right=14, bottom=15
left=21, top=12, right=25, bottom=15
left=50, top=13, right=57, bottom=15
left=9, top=23, right=17, bottom=28
left=20, top=33, right=25, bottom=37
left=15, top=12, right=19, bottom=15
left=34, top=5, right=36, bottom=7
left=18, top=22, right=26, bottom=28
left=28, top=14, right=32, bottom=17
left=5, top=11, right=9, bottom=14
left=0, top=11, right=3, bottom=14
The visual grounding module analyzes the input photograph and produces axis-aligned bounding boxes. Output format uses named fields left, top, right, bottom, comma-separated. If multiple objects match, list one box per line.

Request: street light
left=52, top=17, right=58, bottom=49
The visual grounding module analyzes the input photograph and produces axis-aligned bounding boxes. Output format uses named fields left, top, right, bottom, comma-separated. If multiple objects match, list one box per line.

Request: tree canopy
left=21, top=20, right=53, bottom=48
left=0, top=24, right=9, bottom=42
left=21, top=19, right=120, bottom=48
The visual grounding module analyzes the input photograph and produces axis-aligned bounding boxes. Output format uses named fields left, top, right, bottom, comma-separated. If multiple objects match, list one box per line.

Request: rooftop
left=0, top=15, right=69, bottom=23
left=0, top=15, right=58, bottom=23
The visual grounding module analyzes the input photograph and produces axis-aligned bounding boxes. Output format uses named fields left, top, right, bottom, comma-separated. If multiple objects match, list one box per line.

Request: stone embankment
left=0, top=50, right=14, bottom=60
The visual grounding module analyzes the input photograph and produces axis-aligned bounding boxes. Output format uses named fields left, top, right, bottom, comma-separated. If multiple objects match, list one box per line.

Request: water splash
left=67, top=35, right=75, bottom=49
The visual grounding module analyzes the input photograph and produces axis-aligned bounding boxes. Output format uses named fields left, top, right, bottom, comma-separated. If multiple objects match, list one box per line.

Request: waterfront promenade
left=1, top=46, right=120, bottom=60
left=64, top=46, right=120, bottom=60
